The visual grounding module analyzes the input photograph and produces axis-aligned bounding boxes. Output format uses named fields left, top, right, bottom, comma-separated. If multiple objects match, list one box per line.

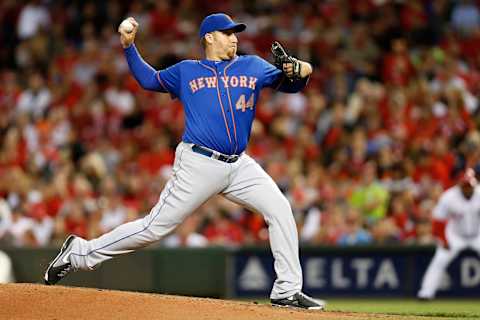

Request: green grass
left=253, top=298, right=480, bottom=319
left=325, top=299, right=480, bottom=319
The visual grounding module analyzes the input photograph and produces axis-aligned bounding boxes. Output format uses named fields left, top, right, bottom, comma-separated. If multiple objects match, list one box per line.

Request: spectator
left=413, top=218, right=435, bottom=245
left=337, top=207, right=373, bottom=246
left=388, top=194, right=415, bottom=241
left=300, top=205, right=322, bottom=243
left=344, top=23, right=380, bottom=78
left=203, top=210, right=245, bottom=247
left=0, top=199, right=12, bottom=241
left=163, top=215, right=208, bottom=247
left=1, top=1, right=480, bottom=247
left=371, top=217, right=400, bottom=244
left=349, top=161, right=390, bottom=225
left=16, top=72, right=51, bottom=119
left=382, top=37, right=414, bottom=87
left=451, top=0, right=480, bottom=36
left=17, top=0, right=50, bottom=40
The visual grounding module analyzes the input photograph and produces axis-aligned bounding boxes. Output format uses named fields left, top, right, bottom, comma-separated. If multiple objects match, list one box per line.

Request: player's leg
left=417, top=246, right=459, bottom=299
left=45, top=142, right=228, bottom=283
left=222, top=154, right=323, bottom=309
left=417, top=224, right=468, bottom=300
left=469, top=234, right=480, bottom=256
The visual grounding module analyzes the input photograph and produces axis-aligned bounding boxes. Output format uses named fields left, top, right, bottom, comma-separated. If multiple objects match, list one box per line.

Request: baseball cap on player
left=199, top=13, right=246, bottom=39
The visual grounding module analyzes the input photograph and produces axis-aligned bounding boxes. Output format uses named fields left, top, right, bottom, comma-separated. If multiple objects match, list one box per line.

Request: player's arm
left=264, top=42, right=312, bottom=93
left=274, top=62, right=312, bottom=93
left=283, top=59, right=313, bottom=79
left=432, top=194, right=450, bottom=249
left=432, top=218, right=448, bottom=249
left=118, top=17, right=163, bottom=92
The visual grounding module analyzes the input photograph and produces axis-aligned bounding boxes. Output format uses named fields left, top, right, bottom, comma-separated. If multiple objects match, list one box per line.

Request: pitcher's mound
left=1, top=283, right=390, bottom=320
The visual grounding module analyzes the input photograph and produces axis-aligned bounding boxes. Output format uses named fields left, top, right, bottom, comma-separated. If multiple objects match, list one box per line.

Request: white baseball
left=120, top=20, right=134, bottom=33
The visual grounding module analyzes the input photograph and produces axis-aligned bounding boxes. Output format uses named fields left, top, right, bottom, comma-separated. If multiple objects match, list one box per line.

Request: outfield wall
left=2, top=245, right=480, bottom=298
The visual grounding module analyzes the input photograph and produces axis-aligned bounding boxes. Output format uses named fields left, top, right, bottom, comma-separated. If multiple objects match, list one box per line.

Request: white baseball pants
left=69, top=142, right=302, bottom=299
left=418, top=223, right=480, bottom=299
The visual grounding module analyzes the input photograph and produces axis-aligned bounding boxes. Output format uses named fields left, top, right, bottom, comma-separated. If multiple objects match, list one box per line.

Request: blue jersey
left=125, top=45, right=309, bottom=155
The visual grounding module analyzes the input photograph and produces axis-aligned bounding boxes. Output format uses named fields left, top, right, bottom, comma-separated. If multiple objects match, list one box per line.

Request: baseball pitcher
left=44, top=13, right=324, bottom=310
left=418, top=168, right=480, bottom=300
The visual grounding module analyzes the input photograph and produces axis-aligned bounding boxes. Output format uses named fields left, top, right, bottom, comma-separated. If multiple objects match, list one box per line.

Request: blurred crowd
left=1, top=0, right=480, bottom=248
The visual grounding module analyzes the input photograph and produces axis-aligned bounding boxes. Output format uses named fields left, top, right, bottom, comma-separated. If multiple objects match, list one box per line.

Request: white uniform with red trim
left=418, top=185, right=480, bottom=299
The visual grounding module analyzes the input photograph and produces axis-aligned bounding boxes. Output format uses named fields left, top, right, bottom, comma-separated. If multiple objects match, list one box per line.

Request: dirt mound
left=1, top=283, right=396, bottom=320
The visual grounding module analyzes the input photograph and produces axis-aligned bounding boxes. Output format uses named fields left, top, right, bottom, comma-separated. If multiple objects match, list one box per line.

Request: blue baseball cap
left=199, top=13, right=246, bottom=39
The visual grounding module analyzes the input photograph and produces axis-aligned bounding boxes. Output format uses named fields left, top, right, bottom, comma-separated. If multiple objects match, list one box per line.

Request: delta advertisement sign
left=232, top=250, right=480, bottom=297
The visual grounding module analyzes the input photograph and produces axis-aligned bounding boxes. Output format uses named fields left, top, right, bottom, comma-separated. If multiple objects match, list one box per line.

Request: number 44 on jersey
left=236, top=94, right=254, bottom=112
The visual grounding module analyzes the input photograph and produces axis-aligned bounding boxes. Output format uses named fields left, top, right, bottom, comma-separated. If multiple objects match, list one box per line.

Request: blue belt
left=191, top=145, right=240, bottom=163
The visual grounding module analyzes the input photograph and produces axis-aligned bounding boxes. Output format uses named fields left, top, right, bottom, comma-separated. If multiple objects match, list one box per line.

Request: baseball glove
left=271, top=41, right=301, bottom=81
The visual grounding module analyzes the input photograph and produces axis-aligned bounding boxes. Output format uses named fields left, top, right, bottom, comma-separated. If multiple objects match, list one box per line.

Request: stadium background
left=1, top=0, right=480, bottom=300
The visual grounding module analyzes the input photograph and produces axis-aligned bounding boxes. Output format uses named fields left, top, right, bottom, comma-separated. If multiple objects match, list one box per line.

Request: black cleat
left=44, top=235, right=76, bottom=285
left=271, top=292, right=325, bottom=310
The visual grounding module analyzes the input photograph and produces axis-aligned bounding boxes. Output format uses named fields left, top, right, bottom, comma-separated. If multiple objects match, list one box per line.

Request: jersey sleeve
left=124, top=44, right=163, bottom=92
left=432, top=192, right=450, bottom=220
left=254, top=56, right=283, bottom=89
left=157, top=62, right=183, bottom=99
left=254, top=56, right=310, bottom=93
